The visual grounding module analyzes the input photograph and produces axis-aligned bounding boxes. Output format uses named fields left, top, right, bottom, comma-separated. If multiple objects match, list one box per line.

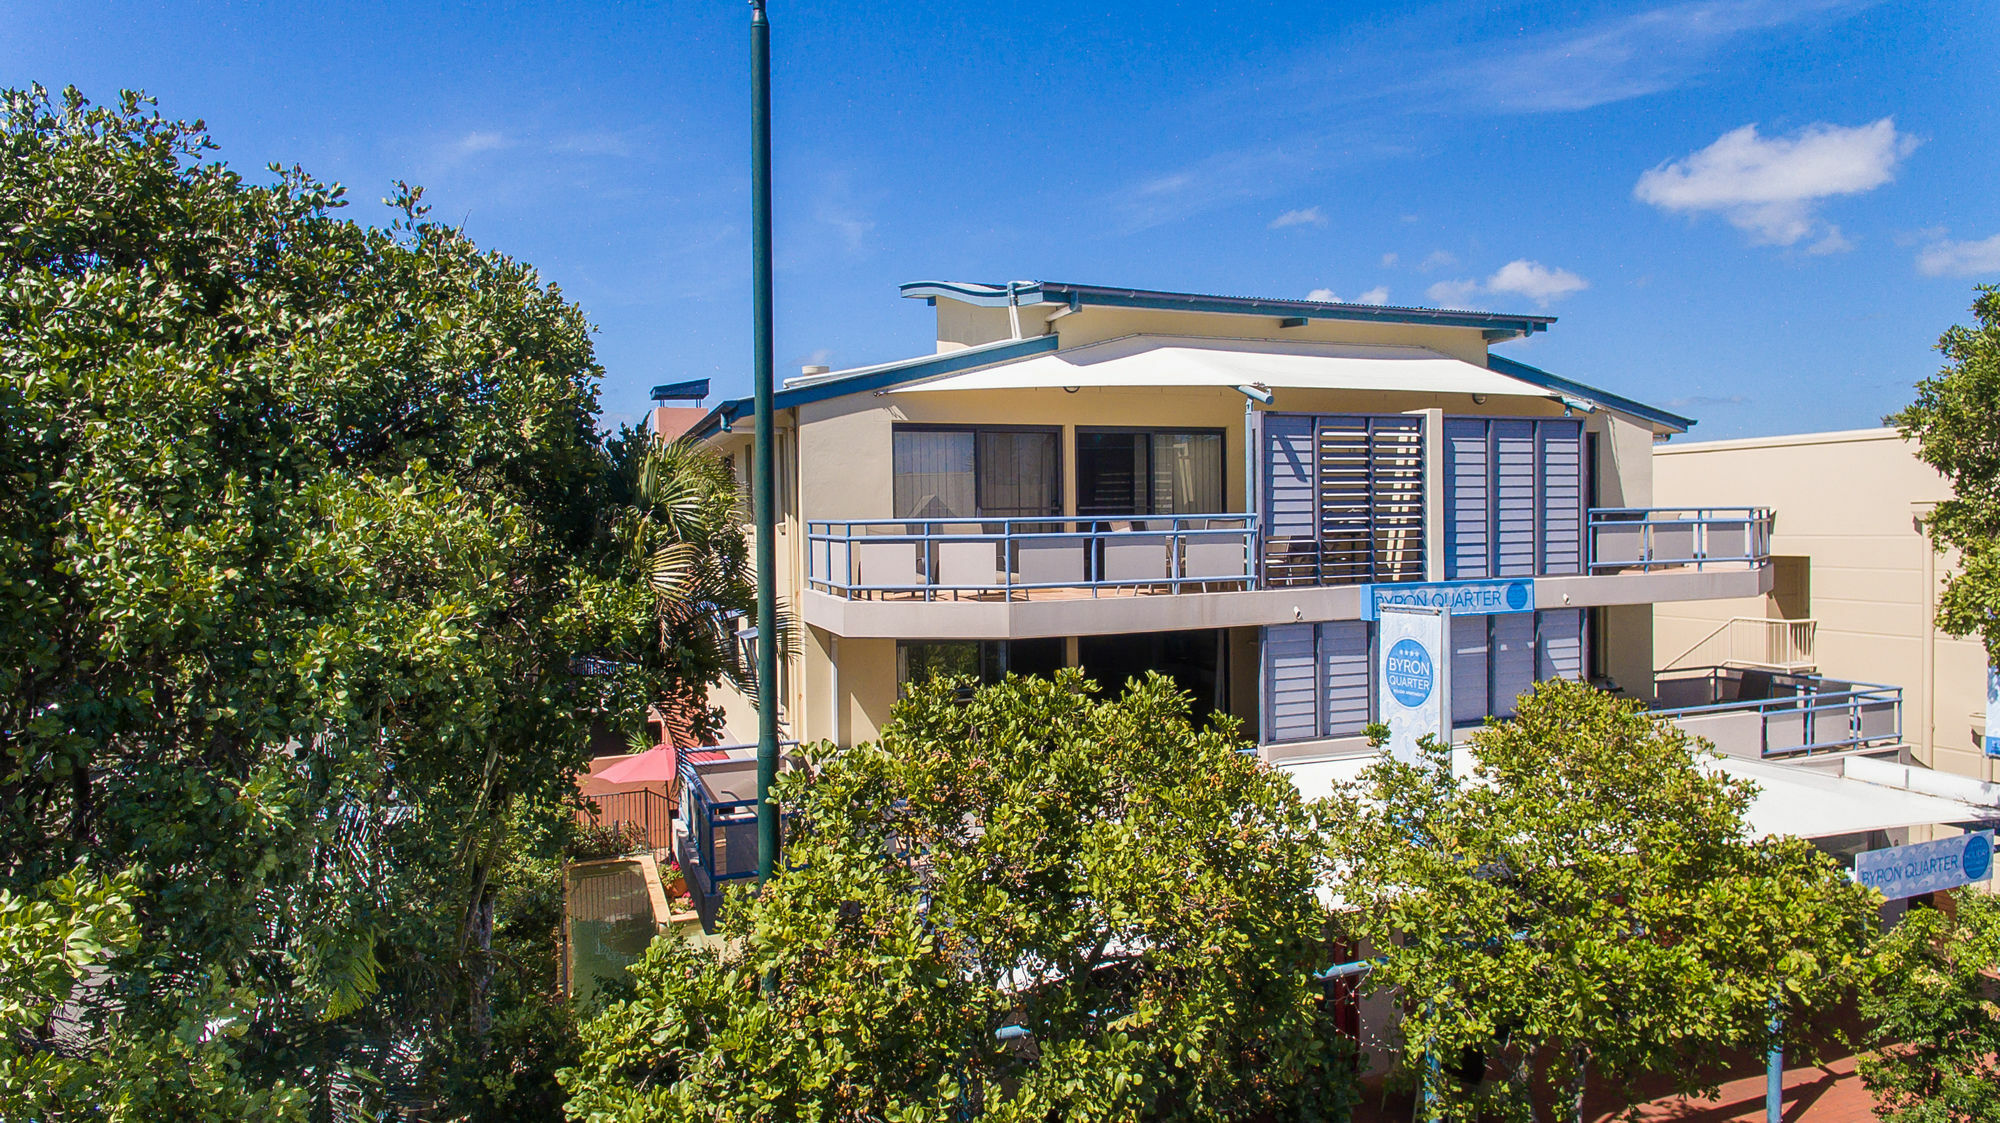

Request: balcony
left=1589, top=507, right=1773, bottom=573
left=674, top=744, right=798, bottom=931
left=806, top=515, right=1257, bottom=601
left=1654, top=666, right=1902, bottom=759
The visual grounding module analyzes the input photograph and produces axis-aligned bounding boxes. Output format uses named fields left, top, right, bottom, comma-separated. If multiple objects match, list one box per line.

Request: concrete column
left=1417, top=408, right=1446, bottom=581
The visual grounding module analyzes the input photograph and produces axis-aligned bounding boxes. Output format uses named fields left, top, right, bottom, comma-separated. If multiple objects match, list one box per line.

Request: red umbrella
left=594, top=746, right=681, bottom=786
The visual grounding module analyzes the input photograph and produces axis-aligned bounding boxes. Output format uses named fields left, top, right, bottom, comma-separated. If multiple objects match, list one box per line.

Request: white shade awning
left=891, top=335, right=1555, bottom=398
left=1276, top=750, right=1999, bottom=841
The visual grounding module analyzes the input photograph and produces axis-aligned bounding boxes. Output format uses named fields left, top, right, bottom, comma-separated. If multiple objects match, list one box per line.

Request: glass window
left=893, top=428, right=1060, bottom=521
left=1077, top=629, right=1224, bottom=716
left=1076, top=429, right=1223, bottom=517
left=897, top=638, right=1069, bottom=695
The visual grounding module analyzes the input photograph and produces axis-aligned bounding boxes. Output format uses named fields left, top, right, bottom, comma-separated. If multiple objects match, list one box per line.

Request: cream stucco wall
left=713, top=295, right=1681, bottom=750
left=1652, top=429, right=1995, bottom=782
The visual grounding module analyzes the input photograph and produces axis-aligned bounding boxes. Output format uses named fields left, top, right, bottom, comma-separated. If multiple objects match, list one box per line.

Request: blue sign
left=1385, top=638, right=1434, bottom=707
left=1362, top=579, right=1535, bottom=620
left=1377, top=605, right=1449, bottom=767
left=1986, top=667, right=2000, bottom=758
left=1854, top=831, right=1996, bottom=900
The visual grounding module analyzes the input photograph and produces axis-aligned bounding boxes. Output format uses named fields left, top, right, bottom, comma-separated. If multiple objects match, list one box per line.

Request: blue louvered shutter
left=1320, top=621, right=1371, bottom=735
left=1450, top=617, right=1489, bottom=725
left=1490, top=611, right=1537, bottom=717
left=1445, top=419, right=1490, bottom=579
left=1538, top=421, right=1584, bottom=575
left=1263, top=415, right=1318, bottom=585
left=1264, top=624, right=1318, bottom=742
left=1316, top=418, right=1371, bottom=583
left=1537, top=609, right=1585, bottom=681
left=1494, top=420, right=1537, bottom=577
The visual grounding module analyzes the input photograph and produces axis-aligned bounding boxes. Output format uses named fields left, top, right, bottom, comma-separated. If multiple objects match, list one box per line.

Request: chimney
left=800, top=363, right=831, bottom=377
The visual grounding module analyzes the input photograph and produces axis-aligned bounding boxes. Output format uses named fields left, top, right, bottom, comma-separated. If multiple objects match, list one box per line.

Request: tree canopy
left=1335, top=680, right=1879, bottom=1121
left=1892, top=283, right=2000, bottom=654
left=561, top=671, right=1354, bottom=1122
left=0, top=85, right=751, bottom=1118
left=1860, top=888, right=2000, bottom=1123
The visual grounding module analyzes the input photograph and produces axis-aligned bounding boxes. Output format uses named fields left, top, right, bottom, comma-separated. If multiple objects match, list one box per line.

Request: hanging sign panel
left=1377, top=605, right=1450, bottom=767
left=1362, top=579, right=1535, bottom=620
left=1986, top=667, right=2000, bottom=758
left=1853, top=831, right=1995, bottom=900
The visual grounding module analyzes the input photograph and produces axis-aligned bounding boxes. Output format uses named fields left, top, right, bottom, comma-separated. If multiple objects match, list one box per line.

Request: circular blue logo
left=1505, top=582, right=1530, bottom=611
left=1965, top=834, right=1993, bottom=884
left=1385, top=638, right=1434, bottom=707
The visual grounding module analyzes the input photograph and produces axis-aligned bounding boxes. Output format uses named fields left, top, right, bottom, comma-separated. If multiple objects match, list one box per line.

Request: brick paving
left=1597, top=1053, right=1878, bottom=1123
left=1353, top=1051, right=1882, bottom=1123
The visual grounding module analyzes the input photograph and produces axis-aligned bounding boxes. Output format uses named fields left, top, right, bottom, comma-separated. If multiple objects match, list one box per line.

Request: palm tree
left=608, top=434, right=790, bottom=721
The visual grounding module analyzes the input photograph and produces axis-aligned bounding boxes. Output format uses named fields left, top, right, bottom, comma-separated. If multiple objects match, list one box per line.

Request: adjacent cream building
left=1654, top=428, right=1999, bottom=784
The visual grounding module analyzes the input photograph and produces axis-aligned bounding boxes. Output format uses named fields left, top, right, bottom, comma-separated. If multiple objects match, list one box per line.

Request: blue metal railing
left=1654, top=666, right=1901, bottom=758
left=674, top=743, right=796, bottom=896
left=1588, top=507, right=1773, bottom=572
left=805, top=514, right=1257, bottom=600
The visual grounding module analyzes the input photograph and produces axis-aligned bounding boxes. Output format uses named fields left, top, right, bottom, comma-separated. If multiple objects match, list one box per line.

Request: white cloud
left=1418, top=250, right=1458, bottom=272
left=1427, top=260, right=1589, bottom=309
left=1358, top=286, right=1391, bottom=304
left=1805, top=226, right=1854, bottom=255
left=1306, top=288, right=1340, bottom=302
left=1486, top=260, right=1590, bottom=304
left=1425, top=279, right=1485, bottom=308
left=450, top=130, right=509, bottom=157
left=1270, top=206, right=1328, bottom=229
left=1634, top=118, right=1917, bottom=246
left=1916, top=232, right=2000, bottom=277
left=1452, top=0, right=1869, bottom=114
left=1380, top=252, right=1399, bottom=268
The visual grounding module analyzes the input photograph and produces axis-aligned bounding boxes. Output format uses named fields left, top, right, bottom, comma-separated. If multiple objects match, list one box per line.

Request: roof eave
left=685, top=334, right=1063, bottom=442
left=1485, top=353, right=1694, bottom=433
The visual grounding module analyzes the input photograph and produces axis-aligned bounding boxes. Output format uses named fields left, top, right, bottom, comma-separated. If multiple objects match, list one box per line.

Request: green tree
left=1891, top=284, right=2000, bottom=654
left=560, top=671, right=1354, bottom=1122
left=1336, top=680, right=1878, bottom=1121
left=1859, top=888, right=2000, bottom=1123
left=0, top=86, right=751, bottom=1118
left=0, top=866, right=308, bottom=1121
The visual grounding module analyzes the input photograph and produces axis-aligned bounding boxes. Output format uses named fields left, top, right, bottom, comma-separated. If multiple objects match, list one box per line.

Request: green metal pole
left=749, top=0, right=780, bottom=886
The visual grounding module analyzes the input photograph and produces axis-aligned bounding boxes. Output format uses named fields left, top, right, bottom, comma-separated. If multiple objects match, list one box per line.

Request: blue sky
left=4, top=0, right=1994, bottom=438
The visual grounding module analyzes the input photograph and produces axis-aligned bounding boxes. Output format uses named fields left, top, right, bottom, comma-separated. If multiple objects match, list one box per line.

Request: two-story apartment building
left=682, top=280, right=1812, bottom=759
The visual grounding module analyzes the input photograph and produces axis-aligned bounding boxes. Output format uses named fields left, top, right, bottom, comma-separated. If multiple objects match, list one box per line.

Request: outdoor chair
left=855, top=538, right=921, bottom=599
left=1015, top=536, right=1088, bottom=592
left=1102, top=532, right=1170, bottom=590
left=935, top=539, right=1001, bottom=597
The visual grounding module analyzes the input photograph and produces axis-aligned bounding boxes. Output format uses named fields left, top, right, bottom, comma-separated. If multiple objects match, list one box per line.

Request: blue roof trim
left=898, top=279, right=1555, bottom=337
left=1485, top=353, right=1694, bottom=433
left=686, top=334, right=1062, bottom=441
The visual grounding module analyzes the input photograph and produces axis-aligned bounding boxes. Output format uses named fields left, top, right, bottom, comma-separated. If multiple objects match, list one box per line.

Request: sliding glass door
left=1076, top=429, right=1224, bottom=517
left=892, top=427, right=1061, bottom=520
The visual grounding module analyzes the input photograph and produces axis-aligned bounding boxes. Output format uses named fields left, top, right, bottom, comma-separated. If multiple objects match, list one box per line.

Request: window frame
left=890, top=423, right=1065, bottom=520
left=1074, top=425, right=1228, bottom=517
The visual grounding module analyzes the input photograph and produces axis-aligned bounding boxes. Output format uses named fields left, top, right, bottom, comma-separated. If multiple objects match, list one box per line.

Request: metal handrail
left=675, top=743, right=798, bottom=892
left=1655, top=670, right=1901, bottom=758
left=1587, top=506, right=1773, bottom=572
left=805, top=514, right=1258, bottom=600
